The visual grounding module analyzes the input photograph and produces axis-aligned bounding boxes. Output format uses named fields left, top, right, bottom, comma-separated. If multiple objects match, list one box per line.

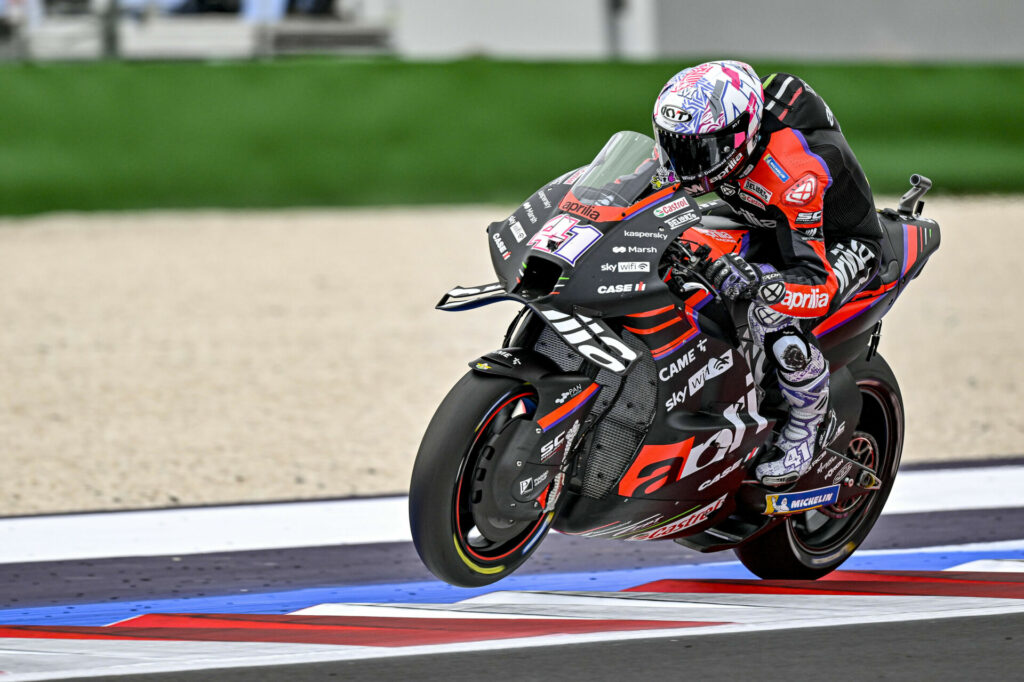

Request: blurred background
left=1, top=0, right=1022, bottom=515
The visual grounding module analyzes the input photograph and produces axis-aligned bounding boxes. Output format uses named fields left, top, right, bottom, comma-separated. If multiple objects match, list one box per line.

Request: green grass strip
left=1, top=58, right=1021, bottom=215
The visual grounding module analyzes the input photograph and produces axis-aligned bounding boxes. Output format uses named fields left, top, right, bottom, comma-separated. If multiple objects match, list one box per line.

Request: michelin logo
left=765, top=485, right=841, bottom=515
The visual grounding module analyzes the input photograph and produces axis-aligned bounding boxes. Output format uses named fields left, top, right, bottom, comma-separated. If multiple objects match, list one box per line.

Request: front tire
left=734, top=350, right=904, bottom=579
left=409, top=371, right=556, bottom=587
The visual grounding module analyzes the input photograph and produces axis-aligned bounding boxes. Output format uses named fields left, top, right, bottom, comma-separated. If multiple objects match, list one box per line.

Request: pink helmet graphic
left=653, top=60, right=765, bottom=193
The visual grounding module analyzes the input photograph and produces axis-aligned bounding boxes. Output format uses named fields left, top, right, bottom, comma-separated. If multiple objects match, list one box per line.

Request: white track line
left=0, top=465, right=1022, bottom=564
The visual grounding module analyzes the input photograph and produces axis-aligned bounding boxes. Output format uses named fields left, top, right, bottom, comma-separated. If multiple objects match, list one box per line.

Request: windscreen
left=571, top=131, right=662, bottom=208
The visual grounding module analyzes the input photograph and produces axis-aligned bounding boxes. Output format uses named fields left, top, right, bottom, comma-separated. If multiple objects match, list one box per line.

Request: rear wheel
left=734, top=350, right=904, bottom=579
left=409, top=371, right=556, bottom=587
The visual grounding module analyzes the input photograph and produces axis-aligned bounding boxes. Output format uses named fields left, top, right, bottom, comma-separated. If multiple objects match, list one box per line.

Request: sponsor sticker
left=780, top=287, right=830, bottom=311
left=623, top=229, right=668, bottom=241
left=492, top=233, right=511, bottom=260
left=784, top=174, right=819, bottom=206
left=658, top=338, right=708, bottom=382
left=653, top=198, right=692, bottom=218
left=686, top=350, right=734, bottom=394
left=659, top=104, right=692, bottom=124
left=522, top=201, right=538, bottom=224
left=742, top=178, right=773, bottom=203
left=627, top=494, right=727, bottom=541
left=764, top=154, right=790, bottom=182
left=665, top=210, right=699, bottom=228
left=795, top=211, right=822, bottom=225
left=601, top=261, right=651, bottom=273
left=765, top=485, right=841, bottom=515
left=509, top=218, right=527, bottom=242
left=739, top=192, right=766, bottom=210
left=597, top=282, right=647, bottom=295
left=561, top=200, right=602, bottom=222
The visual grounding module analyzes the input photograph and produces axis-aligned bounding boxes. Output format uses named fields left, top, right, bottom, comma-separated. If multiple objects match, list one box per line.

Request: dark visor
left=656, top=112, right=749, bottom=181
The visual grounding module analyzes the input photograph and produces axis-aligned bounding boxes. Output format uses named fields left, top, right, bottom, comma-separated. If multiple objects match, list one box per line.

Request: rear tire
left=734, top=350, right=904, bottom=579
left=409, top=371, right=555, bottom=587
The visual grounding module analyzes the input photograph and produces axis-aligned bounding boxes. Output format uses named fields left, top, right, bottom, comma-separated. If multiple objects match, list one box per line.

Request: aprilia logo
left=781, top=288, right=829, bottom=310
left=561, top=200, right=601, bottom=221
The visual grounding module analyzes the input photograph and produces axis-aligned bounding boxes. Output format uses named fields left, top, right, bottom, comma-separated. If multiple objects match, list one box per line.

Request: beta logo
left=765, top=485, right=841, bottom=514
left=784, top=174, right=819, bottom=206
left=597, top=282, right=647, bottom=295
left=653, top=199, right=692, bottom=218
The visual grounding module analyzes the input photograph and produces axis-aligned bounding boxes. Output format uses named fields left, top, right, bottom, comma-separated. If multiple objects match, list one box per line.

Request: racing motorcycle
left=409, top=130, right=940, bottom=587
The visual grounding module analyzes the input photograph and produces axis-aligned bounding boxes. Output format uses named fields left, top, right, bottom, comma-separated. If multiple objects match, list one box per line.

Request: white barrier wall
left=394, top=0, right=1024, bottom=62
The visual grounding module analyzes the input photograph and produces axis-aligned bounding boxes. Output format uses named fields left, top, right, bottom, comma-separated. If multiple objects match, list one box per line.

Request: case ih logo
left=560, top=200, right=602, bottom=222
left=659, top=104, right=692, bottom=123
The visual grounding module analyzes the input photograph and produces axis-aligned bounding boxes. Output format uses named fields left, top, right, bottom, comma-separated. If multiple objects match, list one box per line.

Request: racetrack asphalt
left=1, top=458, right=1022, bottom=681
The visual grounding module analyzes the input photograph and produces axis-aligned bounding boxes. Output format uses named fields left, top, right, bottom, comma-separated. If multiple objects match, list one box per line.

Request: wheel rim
left=788, top=380, right=901, bottom=556
left=452, top=389, right=551, bottom=563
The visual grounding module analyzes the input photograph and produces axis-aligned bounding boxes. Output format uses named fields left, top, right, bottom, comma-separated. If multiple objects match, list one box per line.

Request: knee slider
left=768, top=330, right=811, bottom=373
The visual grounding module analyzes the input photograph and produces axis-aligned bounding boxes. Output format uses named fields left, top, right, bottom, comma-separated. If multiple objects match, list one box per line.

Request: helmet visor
left=656, top=112, right=749, bottom=182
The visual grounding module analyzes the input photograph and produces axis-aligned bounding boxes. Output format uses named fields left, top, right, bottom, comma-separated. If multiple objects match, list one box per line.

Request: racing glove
left=705, top=254, right=786, bottom=305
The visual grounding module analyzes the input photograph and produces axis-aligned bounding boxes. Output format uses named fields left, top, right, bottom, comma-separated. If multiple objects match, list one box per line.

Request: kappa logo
left=653, top=199, right=692, bottom=218
left=784, top=174, right=819, bottom=206
left=742, top=178, right=772, bottom=203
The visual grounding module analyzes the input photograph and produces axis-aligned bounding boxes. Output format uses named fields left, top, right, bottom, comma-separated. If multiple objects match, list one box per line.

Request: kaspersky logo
left=781, top=288, right=829, bottom=310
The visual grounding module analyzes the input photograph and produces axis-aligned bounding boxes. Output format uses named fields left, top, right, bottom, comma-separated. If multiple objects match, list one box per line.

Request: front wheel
left=409, top=371, right=556, bottom=587
left=734, top=350, right=904, bottom=579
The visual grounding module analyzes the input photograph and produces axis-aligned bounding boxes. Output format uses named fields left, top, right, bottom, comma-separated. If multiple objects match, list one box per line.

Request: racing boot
left=756, top=357, right=830, bottom=487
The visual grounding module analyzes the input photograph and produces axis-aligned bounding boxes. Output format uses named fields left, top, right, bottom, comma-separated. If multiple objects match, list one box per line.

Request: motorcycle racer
left=652, top=60, right=882, bottom=486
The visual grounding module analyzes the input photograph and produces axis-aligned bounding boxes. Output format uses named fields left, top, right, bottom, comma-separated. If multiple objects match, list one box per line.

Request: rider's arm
left=767, top=166, right=838, bottom=319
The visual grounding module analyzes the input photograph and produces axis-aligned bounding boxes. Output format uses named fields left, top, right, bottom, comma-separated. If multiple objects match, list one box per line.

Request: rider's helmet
left=652, top=60, right=764, bottom=194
